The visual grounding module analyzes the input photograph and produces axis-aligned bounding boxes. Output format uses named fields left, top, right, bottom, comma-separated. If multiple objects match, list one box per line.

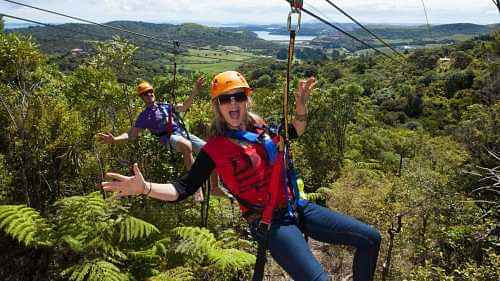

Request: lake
left=254, top=31, right=316, bottom=41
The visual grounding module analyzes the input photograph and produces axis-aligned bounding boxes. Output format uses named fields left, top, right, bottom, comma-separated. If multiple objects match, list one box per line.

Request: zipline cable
left=2, top=0, right=256, bottom=63
left=282, top=0, right=398, bottom=62
left=494, top=0, right=500, bottom=13
left=322, top=0, right=405, bottom=59
left=420, top=0, right=432, bottom=39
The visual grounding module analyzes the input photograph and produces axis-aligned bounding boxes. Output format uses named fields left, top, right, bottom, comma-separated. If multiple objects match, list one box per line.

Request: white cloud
left=1, top=0, right=498, bottom=25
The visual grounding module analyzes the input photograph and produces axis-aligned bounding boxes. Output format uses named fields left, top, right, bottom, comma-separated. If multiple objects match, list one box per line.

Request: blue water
left=254, top=31, right=316, bottom=41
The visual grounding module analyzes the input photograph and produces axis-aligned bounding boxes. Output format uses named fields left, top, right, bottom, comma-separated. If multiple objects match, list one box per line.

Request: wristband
left=295, top=113, right=307, bottom=122
left=143, top=181, right=153, bottom=196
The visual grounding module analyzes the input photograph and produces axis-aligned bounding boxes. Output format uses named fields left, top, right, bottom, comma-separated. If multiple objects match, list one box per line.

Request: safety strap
left=166, top=104, right=174, bottom=137
left=225, top=129, right=278, bottom=164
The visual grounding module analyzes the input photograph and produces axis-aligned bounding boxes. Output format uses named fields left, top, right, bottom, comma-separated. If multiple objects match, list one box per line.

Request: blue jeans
left=249, top=200, right=381, bottom=281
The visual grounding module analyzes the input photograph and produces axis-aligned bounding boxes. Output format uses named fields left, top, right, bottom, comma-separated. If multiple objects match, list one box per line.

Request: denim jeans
left=249, top=200, right=381, bottom=281
left=163, top=130, right=206, bottom=153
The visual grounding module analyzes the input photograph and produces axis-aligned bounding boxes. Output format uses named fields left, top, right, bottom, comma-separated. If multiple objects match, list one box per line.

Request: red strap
left=260, top=151, right=285, bottom=225
left=166, top=104, right=173, bottom=136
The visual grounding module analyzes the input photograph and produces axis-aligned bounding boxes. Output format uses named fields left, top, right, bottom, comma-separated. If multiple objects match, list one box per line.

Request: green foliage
left=445, top=69, right=475, bottom=97
left=118, top=216, right=159, bottom=242
left=173, top=226, right=254, bottom=280
left=0, top=154, right=11, bottom=203
left=0, top=205, right=53, bottom=246
left=148, top=267, right=195, bottom=281
left=0, top=32, right=44, bottom=83
left=61, top=259, right=128, bottom=281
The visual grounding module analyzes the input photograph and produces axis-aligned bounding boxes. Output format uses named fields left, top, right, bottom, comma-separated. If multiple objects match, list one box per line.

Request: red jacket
left=202, top=135, right=289, bottom=216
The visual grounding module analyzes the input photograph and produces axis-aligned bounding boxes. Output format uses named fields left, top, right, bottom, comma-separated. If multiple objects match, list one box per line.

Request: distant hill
left=6, top=21, right=279, bottom=55
left=355, top=23, right=498, bottom=40
left=233, top=22, right=358, bottom=36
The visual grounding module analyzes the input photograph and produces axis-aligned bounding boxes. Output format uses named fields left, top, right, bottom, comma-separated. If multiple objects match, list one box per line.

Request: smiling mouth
left=229, top=109, right=240, bottom=120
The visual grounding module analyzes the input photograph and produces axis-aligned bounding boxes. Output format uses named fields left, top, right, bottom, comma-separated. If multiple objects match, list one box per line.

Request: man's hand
left=102, top=163, right=146, bottom=198
left=97, top=132, right=115, bottom=144
left=295, top=76, right=317, bottom=107
left=193, top=76, right=206, bottom=94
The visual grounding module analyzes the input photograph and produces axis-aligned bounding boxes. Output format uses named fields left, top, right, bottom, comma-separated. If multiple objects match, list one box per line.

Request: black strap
left=253, top=240, right=268, bottom=281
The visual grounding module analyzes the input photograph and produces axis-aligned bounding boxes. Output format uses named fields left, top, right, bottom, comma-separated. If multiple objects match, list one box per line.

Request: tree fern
left=117, top=215, right=159, bottom=242
left=174, top=226, right=217, bottom=258
left=173, top=226, right=254, bottom=277
left=61, top=259, right=128, bottom=281
left=148, top=267, right=194, bottom=281
left=209, top=248, right=255, bottom=271
left=0, top=205, right=53, bottom=246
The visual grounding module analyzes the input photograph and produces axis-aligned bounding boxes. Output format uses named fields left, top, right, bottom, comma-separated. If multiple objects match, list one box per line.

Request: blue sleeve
left=134, top=111, right=147, bottom=128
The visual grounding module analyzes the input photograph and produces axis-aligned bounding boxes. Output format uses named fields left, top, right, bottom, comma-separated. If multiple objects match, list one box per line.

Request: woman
left=102, top=71, right=381, bottom=281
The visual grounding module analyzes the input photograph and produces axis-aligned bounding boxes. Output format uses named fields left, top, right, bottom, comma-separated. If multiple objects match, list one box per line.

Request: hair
left=209, top=97, right=265, bottom=136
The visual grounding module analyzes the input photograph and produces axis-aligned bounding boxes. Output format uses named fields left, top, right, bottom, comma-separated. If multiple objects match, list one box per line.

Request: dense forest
left=0, top=15, right=499, bottom=281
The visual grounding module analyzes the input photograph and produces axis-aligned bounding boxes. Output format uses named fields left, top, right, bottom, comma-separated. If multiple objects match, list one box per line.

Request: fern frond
left=0, top=205, right=53, bottom=246
left=62, top=259, right=128, bottom=281
left=208, top=248, right=255, bottom=271
left=117, top=216, right=159, bottom=242
left=148, top=267, right=194, bottom=281
left=87, top=237, right=127, bottom=260
left=62, top=235, right=85, bottom=253
left=173, top=227, right=216, bottom=257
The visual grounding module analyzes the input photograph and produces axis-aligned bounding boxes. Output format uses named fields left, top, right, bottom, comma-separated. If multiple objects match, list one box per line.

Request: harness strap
left=253, top=240, right=268, bottom=281
left=225, top=129, right=278, bottom=164
left=166, top=103, right=174, bottom=137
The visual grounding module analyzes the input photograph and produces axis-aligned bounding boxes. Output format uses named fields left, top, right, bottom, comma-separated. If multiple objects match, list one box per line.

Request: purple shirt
left=134, top=103, right=181, bottom=143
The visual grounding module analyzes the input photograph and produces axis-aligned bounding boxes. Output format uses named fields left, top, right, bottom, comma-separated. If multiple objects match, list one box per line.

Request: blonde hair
left=210, top=97, right=264, bottom=136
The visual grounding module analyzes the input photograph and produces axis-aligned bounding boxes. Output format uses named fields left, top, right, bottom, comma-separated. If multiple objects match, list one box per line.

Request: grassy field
left=176, top=48, right=261, bottom=75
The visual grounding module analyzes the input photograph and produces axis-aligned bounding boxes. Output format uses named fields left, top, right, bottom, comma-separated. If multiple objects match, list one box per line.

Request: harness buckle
left=257, top=221, right=272, bottom=233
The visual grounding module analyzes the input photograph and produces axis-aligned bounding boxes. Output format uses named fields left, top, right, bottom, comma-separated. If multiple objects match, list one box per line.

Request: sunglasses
left=141, top=90, right=154, bottom=96
left=217, top=92, right=247, bottom=105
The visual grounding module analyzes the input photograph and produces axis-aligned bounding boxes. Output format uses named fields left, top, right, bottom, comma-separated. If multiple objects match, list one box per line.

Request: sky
left=1, top=0, right=499, bottom=26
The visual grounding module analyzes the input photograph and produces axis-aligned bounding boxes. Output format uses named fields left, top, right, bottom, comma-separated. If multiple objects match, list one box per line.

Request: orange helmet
left=137, top=81, right=153, bottom=96
left=210, top=71, right=252, bottom=99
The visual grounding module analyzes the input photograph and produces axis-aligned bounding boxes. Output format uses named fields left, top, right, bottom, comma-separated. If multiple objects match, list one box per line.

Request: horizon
left=1, top=0, right=499, bottom=26
left=4, top=20, right=499, bottom=30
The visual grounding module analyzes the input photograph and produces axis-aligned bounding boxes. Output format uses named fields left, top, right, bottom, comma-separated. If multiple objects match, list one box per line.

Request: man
left=97, top=77, right=206, bottom=201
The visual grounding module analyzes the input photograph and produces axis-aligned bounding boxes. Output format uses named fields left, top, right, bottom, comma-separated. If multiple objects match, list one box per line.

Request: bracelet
left=295, top=113, right=308, bottom=122
left=143, top=181, right=153, bottom=197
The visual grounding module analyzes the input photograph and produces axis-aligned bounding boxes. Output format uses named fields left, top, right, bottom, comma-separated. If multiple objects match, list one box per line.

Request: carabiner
left=287, top=0, right=302, bottom=32
left=287, top=10, right=301, bottom=32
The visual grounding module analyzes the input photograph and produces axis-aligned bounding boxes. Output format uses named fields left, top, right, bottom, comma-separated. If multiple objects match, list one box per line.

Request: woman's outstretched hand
left=101, top=163, right=146, bottom=197
left=295, top=76, right=317, bottom=106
